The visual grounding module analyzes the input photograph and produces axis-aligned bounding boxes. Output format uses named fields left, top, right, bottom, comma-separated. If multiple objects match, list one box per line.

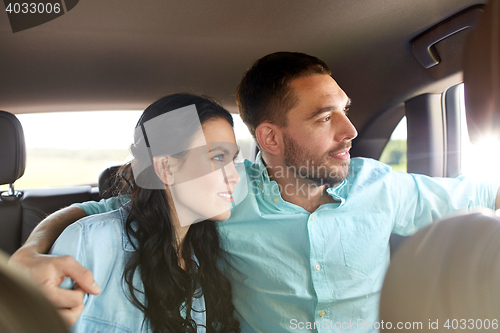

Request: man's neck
left=262, top=155, right=337, bottom=213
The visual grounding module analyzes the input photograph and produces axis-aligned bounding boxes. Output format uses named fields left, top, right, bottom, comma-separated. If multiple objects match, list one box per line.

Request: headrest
left=0, top=111, right=26, bottom=185
left=380, top=212, right=500, bottom=327
left=464, top=0, right=500, bottom=143
left=98, top=165, right=121, bottom=199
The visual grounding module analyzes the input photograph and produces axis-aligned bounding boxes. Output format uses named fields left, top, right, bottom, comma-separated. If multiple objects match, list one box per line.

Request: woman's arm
left=8, top=206, right=101, bottom=326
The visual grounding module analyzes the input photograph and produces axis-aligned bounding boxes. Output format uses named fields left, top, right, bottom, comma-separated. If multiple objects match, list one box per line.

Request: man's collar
left=254, top=152, right=271, bottom=182
left=254, top=151, right=348, bottom=207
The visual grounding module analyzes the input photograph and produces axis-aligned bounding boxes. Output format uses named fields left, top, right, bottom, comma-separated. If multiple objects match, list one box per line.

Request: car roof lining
left=0, top=0, right=487, bottom=133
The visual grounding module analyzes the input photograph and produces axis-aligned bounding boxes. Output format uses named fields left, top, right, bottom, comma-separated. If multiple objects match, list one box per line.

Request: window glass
left=231, top=113, right=254, bottom=161
left=459, top=84, right=500, bottom=182
left=370, top=83, right=500, bottom=181
left=11, top=111, right=142, bottom=189
left=379, top=117, right=407, bottom=172
left=1, top=111, right=254, bottom=190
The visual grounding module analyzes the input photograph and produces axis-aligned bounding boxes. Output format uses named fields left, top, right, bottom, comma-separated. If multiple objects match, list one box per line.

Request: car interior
left=1, top=0, right=499, bottom=251
left=0, top=0, right=499, bottom=328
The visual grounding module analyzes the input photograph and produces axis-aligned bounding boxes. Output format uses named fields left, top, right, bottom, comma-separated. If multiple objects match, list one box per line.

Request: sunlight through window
left=459, top=85, right=500, bottom=182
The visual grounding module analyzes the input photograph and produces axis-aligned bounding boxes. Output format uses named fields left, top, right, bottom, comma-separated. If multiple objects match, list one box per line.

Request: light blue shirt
left=74, top=155, right=499, bottom=332
left=51, top=206, right=207, bottom=333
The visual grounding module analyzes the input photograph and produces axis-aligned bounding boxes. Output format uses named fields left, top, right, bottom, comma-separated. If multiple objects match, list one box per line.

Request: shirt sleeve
left=49, top=212, right=127, bottom=333
left=392, top=173, right=499, bottom=236
left=70, top=196, right=129, bottom=215
left=50, top=222, right=86, bottom=290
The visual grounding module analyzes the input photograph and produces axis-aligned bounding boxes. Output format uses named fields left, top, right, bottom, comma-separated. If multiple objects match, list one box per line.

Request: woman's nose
left=224, top=161, right=241, bottom=185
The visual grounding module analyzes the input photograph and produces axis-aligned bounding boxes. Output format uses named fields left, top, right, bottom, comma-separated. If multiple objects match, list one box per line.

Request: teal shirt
left=74, top=155, right=499, bottom=332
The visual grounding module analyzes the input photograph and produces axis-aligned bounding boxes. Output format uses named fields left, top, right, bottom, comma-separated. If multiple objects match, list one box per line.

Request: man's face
left=281, top=74, right=357, bottom=186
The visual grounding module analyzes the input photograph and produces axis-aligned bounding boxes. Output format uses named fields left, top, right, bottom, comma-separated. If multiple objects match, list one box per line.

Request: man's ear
left=153, top=156, right=175, bottom=185
left=255, top=122, right=283, bottom=156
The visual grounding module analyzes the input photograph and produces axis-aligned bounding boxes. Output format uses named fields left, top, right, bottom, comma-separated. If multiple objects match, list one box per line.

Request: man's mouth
left=329, top=148, right=351, bottom=161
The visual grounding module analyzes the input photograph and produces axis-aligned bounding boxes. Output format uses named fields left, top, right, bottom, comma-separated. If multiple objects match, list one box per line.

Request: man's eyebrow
left=306, top=98, right=352, bottom=120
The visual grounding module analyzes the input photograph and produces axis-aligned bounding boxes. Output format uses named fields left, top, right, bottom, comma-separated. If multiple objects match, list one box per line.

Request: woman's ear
left=255, top=122, right=283, bottom=156
left=153, top=156, right=175, bottom=185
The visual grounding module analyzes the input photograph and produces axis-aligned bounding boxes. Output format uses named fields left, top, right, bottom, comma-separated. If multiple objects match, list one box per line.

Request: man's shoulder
left=350, top=156, right=388, bottom=167
left=349, top=157, right=392, bottom=174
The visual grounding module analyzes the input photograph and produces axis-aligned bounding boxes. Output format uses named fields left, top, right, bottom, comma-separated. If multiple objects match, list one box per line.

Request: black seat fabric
left=0, top=111, right=27, bottom=254
left=0, top=111, right=102, bottom=254
left=0, top=111, right=26, bottom=186
left=98, top=166, right=121, bottom=199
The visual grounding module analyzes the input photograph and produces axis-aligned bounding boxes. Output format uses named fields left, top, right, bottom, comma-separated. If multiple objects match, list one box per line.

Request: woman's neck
left=169, top=213, right=191, bottom=270
left=164, top=187, right=193, bottom=270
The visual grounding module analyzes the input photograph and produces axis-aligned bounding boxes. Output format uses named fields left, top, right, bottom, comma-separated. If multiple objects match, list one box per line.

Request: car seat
left=0, top=111, right=27, bottom=254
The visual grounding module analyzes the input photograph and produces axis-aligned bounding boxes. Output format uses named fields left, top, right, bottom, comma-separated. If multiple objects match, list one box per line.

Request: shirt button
left=273, top=197, right=279, bottom=203
left=263, top=171, right=268, bottom=178
left=310, top=216, right=315, bottom=222
left=260, top=184, right=264, bottom=189
left=319, top=310, right=326, bottom=318
left=315, top=263, right=321, bottom=271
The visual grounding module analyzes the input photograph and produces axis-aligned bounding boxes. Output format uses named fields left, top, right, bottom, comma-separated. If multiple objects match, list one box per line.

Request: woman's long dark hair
left=117, top=93, right=240, bottom=333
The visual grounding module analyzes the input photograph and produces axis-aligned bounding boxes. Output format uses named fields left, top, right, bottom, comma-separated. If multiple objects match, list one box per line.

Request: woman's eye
left=233, top=154, right=242, bottom=163
left=213, top=154, right=225, bottom=162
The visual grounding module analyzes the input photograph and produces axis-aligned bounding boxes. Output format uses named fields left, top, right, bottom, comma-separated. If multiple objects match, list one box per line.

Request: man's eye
left=320, top=115, right=331, bottom=122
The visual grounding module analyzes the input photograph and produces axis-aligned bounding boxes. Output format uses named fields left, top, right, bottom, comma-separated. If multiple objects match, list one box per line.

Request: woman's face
left=168, top=118, right=241, bottom=226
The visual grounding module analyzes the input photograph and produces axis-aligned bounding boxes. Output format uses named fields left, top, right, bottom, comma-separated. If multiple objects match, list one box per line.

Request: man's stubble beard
left=283, top=132, right=351, bottom=187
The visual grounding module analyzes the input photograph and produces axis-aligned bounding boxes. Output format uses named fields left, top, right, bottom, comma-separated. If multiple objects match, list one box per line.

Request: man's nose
left=334, top=113, right=358, bottom=142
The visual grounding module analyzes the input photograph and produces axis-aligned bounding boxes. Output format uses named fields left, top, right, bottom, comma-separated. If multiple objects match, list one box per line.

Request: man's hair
left=236, top=52, right=331, bottom=145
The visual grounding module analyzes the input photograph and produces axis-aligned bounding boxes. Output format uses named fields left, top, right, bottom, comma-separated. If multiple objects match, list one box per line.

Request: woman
left=51, top=93, right=241, bottom=333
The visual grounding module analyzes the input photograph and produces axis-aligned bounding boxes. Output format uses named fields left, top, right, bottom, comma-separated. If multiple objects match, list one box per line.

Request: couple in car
left=10, top=52, right=500, bottom=332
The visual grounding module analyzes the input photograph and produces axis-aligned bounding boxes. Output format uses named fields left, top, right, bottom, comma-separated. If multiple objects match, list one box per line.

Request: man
left=10, top=52, right=500, bottom=332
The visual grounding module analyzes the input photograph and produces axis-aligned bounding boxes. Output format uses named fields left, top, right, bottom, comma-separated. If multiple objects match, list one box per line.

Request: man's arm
left=8, top=206, right=101, bottom=326
left=14, top=206, right=87, bottom=254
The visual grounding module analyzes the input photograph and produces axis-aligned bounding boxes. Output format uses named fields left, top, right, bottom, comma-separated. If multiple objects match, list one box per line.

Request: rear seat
left=98, top=165, right=121, bottom=199
left=0, top=110, right=99, bottom=254
left=0, top=111, right=26, bottom=254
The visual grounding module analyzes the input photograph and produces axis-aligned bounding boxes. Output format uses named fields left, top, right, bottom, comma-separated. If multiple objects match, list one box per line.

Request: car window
left=231, top=114, right=254, bottom=161
left=458, top=84, right=500, bottom=182
left=380, top=83, right=500, bottom=182
left=0, top=111, right=253, bottom=190
left=2, top=111, right=142, bottom=190
left=379, top=117, right=407, bottom=172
